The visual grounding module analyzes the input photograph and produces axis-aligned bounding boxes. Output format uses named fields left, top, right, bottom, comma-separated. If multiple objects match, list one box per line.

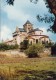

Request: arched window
left=42, top=41, right=45, bottom=44
left=46, top=41, right=48, bottom=43
left=30, top=41, right=32, bottom=45
left=36, top=39, right=38, bottom=43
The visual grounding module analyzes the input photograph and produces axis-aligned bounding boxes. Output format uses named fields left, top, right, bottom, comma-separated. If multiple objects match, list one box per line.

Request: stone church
left=5, top=20, right=50, bottom=45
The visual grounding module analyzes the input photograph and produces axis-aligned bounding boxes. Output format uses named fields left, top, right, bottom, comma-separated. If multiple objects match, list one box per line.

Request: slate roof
left=29, top=28, right=43, bottom=33
left=23, top=20, right=32, bottom=26
left=19, top=28, right=26, bottom=32
left=25, top=20, right=32, bottom=24
left=32, top=35, right=49, bottom=38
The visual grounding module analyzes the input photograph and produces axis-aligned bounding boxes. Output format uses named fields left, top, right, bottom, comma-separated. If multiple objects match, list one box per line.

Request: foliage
left=13, top=44, right=19, bottom=49
left=44, top=42, right=54, bottom=48
left=6, top=0, right=56, bottom=15
left=0, top=43, right=8, bottom=51
left=0, top=43, right=19, bottom=51
left=51, top=43, right=56, bottom=55
left=37, top=14, right=55, bottom=23
left=20, top=40, right=29, bottom=51
left=25, top=43, right=44, bottom=58
left=6, top=0, right=14, bottom=5
left=45, top=0, right=56, bottom=15
left=31, top=0, right=56, bottom=33
left=46, top=0, right=56, bottom=33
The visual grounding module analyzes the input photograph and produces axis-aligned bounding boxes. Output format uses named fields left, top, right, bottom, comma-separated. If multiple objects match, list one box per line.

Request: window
left=36, top=39, right=38, bottom=43
left=46, top=41, right=48, bottom=43
left=42, top=41, right=45, bottom=44
left=30, top=41, right=32, bottom=45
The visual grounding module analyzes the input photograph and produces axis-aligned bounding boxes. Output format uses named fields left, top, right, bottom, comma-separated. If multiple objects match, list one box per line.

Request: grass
left=0, top=56, right=56, bottom=80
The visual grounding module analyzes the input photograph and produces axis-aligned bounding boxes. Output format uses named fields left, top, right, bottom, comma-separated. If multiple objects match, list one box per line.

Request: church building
left=5, top=20, right=50, bottom=45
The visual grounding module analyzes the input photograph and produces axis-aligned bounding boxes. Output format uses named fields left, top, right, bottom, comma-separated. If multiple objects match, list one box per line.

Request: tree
left=6, top=0, right=56, bottom=33
left=31, top=0, right=56, bottom=33
left=45, top=0, right=56, bottom=33
left=20, top=40, right=29, bottom=51
left=6, top=0, right=14, bottom=5
left=25, top=43, right=44, bottom=58
left=51, top=43, right=56, bottom=55
left=0, top=43, right=19, bottom=51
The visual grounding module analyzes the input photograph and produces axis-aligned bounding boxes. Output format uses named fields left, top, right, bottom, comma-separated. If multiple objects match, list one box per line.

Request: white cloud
left=39, top=27, right=52, bottom=36
left=3, top=5, right=30, bottom=22
left=2, top=0, right=49, bottom=22
left=1, top=0, right=56, bottom=42
left=0, top=25, right=13, bottom=41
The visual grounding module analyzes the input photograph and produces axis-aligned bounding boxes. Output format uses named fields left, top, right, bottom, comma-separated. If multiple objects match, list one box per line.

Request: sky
left=0, top=0, right=56, bottom=42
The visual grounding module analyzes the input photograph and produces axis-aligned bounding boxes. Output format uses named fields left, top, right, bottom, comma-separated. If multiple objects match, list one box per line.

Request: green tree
left=20, top=40, right=29, bottom=51
left=25, top=43, right=44, bottom=58
left=0, top=43, right=19, bottom=51
left=31, top=0, right=56, bottom=33
left=51, top=42, right=56, bottom=55
left=6, top=0, right=14, bottom=5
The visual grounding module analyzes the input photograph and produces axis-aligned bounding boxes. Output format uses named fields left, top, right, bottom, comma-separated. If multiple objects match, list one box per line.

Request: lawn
left=0, top=56, right=56, bottom=80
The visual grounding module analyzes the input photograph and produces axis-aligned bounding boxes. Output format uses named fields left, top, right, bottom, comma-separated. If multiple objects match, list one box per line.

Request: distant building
left=5, top=20, right=50, bottom=45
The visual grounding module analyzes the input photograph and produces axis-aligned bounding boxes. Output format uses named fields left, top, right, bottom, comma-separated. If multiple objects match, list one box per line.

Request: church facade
left=5, top=20, right=50, bottom=45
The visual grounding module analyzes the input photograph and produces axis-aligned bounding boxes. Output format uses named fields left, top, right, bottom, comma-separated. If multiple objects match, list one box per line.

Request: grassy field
left=0, top=55, right=56, bottom=80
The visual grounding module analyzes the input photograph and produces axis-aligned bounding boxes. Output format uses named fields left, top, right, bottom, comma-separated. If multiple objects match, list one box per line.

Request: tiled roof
left=32, top=35, right=49, bottom=38
left=39, top=36, right=49, bottom=39
left=29, top=28, right=43, bottom=33
left=13, top=28, right=26, bottom=34
left=19, top=28, right=26, bottom=32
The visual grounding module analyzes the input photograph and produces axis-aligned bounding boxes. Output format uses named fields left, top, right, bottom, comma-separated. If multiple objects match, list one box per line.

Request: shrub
left=0, top=43, right=8, bottom=51
left=25, top=43, right=44, bottom=58
left=0, top=43, right=19, bottom=51
left=51, top=43, right=56, bottom=55
left=44, top=42, right=54, bottom=48
left=10, top=44, right=19, bottom=49
left=20, top=40, right=29, bottom=51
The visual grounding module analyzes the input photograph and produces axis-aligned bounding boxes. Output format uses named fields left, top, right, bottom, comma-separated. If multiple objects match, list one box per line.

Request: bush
left=44, top=42, right=54, bottom=48
left=11, top=44, right=19, bottom=49
left=20, top=40, right=29, bottom=51
left=0, top=43, right=19, bottom=51
left=0, top=43, right=8, bottom=51
left=51, top=43, right=56, bottom=55
left=25, top=43, right=44, bottom=58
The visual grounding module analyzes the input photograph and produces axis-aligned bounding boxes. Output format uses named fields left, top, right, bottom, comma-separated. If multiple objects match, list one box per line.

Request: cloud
left=1, top=0, right=56, bottom=42
left=0, top=25, right=13, bottom=41
left=39, top=26, right=52, bottom=36
left=2, top=0, right=49, bottom=22
left=3, top=5, right=30, bottom=22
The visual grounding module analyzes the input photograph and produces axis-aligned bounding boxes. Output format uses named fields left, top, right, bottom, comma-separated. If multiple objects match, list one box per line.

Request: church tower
left=23, top=20, right=33, bottom=33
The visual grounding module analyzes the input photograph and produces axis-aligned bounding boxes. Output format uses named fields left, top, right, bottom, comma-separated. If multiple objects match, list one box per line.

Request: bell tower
left=23, top=20, right=33, bottom=33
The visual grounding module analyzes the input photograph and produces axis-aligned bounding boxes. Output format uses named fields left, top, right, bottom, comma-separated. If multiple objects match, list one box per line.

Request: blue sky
left=0, top=0, right=56, bottom=42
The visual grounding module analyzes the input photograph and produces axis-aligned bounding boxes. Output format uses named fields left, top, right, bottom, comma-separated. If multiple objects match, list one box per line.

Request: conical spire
left=25, top=20, right=32, bottom=24
left=23, top=20, right=32, bottom=26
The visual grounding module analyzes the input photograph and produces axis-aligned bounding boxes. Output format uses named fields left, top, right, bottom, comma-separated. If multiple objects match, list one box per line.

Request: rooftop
left=23, top=20, right=32, bottom=26
left=19, top=28, right=26, bottom=32
left=29, top=28, right=43, bottom=33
